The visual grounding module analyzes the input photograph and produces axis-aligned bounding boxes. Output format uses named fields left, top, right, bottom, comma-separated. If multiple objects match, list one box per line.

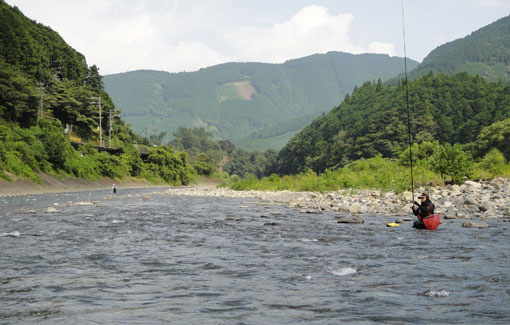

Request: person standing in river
left=112, top=184, right=117, bottom=194
left=412, top=192, right=434, bottom=229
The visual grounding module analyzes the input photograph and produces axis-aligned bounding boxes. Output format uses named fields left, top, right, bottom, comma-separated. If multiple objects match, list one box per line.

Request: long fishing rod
left=401, top=0, right=414, bottom=203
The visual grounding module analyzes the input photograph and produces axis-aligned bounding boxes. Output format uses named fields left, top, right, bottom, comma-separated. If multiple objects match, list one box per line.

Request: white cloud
left=224, top=5, right=395, bottom=64
left=5, top=1, right=397, bottom=74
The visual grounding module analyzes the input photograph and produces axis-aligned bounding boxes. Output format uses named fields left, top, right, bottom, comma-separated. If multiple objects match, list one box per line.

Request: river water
left=1, top=188, right=509, bottom=324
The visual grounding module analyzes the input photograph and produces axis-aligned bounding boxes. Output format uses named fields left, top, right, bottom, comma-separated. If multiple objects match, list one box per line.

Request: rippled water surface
left=1, top=188, right=510, bottom=324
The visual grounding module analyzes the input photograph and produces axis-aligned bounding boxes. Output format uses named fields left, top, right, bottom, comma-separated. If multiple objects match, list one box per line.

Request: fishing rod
left=401, top=0, right=415, bottom=203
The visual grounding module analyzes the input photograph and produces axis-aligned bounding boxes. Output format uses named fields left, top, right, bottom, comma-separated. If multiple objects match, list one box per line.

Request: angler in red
left=412, top=192, right=435, bottom=229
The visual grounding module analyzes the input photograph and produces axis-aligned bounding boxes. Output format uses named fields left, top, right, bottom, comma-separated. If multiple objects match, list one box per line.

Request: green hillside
left=104, top=53, right=418, bottom=150
left=276, top=72, right=510, bottom=175
left=409, top=15, right=510, bottom=81
left=0, top=0, right=195, bottom=185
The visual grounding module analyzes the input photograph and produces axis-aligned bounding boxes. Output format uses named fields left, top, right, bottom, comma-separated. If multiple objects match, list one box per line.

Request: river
left=1, top=188, right=509, bottom=324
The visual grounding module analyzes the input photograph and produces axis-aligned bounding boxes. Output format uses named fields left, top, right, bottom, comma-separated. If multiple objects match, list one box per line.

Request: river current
left=1, top=188, right=509, bottom=324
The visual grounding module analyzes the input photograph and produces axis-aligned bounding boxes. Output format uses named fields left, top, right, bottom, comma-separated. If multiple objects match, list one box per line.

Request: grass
left=220, top=155, right=509, bottom=193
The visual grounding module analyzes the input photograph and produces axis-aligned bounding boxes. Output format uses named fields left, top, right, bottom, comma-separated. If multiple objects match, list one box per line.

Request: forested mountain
left=276, top=72, right=510, bottom=175
left=0, top=0, right=129, bottom=140
left=0, top=1, right=194, bottom=184
left=104, top=53, right=418, bottom=150
left=409, top=15, right=510, bottom=82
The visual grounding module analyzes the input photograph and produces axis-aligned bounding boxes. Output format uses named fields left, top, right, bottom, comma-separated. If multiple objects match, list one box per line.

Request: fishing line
left=401, top=0, right=414, bottom=202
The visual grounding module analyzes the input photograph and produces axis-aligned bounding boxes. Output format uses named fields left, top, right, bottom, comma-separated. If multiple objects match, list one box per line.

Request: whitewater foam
left=1, top=231, right=20, bottom=237
left=424, top=289, right=451, bottom=297
left=328, top=267, right=357, bottom=276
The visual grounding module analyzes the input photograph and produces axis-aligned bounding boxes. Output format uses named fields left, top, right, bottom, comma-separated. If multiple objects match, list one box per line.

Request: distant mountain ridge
left=104, top=52, right=418, bottom=150
left=410, top=14, right=510, bottom=81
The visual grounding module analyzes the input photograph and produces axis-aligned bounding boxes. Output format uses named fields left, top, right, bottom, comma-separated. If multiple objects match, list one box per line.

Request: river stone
left=304, top=209, right=322, bottom=214
left=464, top=180, right=482, bottom=189
left=260, top=213, right=270, bottom=218
left=464, top=197, right=477, bottom=206
left=462, top=221, right=489, bottom=228
left=401, top=191, right=413, bottom=201
left=18, top=209, right=36, bottom=214
left=347, top=203, right=360, bottom=214
left=456, top=211, right=469, bottom=218
left=46, top=207, right=59, bottom=213
left=358, top=204, right=369, bottom=214
left=450, top=189, right=462, bottom=196
left=451, top=184, right=462, bottom=194
left=337, top=215, right=364, bottom=224
left=444, top=213, right=458, bottom=219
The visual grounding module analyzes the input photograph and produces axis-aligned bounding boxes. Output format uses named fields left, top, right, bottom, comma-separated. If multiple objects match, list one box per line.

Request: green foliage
left=2, top=150, right=40, bottom=182
left=429, top=143, right=473, bottom=184
left=38, top=120, right=74, bottom=170
left=478, top=148, right=507, bottom=178
left=0, top=1, right=88, bottom=82
left=277, top=72, right=510, bottom=175
left=120, top=144, right=143, bottom=177
left=0, top=2, right=203, bottom=186
left=223, top=156, right=443, bottom=193
left=143, top=146, right=195, bottom=185
left=222, top=149, right=276, bottom=178
left=192, top=153, right=216, bottom=176
left=398, top=141, right=440, bottom=167
left=470, top=117, right=510, bottom=161
left=410, top=15, right=510, bottom=82
left=104, top=53, right=418, bottom=151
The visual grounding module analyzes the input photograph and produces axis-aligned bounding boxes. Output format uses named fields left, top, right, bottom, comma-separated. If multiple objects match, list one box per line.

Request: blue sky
left=6, top=0, right=510, bottom=75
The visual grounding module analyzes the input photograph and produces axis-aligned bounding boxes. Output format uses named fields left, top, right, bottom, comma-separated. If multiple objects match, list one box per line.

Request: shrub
left=479, top=148, right=507, bottom=178
left=430, top=143, right=473, bottom=184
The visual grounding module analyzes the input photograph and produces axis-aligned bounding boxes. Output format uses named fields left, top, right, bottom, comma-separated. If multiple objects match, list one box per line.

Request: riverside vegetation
left=0, top=1, right=195, bottom=185
left=1, top=0, right=510, bottom=195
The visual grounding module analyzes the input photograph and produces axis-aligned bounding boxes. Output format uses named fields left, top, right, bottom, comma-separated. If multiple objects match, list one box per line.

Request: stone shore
left=164, top=177, right=510, bottom=224
left=2, top=174, right=509, bottom=226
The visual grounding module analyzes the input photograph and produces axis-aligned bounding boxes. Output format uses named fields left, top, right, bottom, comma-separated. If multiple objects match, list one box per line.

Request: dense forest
left=275, top=72, right=510, bottom=175
left=409, top=15, right=510, bottom=82
left=0, top=1, right=195, bottom=184
left=2, top=0, right=510, bottom=192
left=104, top=53, right=418, bottom=151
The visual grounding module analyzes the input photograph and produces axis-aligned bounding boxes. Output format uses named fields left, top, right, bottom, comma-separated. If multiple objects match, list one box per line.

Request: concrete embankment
left=0, top=174, right=168, bottom=197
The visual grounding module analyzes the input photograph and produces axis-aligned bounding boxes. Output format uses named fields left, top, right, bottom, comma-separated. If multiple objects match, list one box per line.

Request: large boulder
left=462, top=221, right=489, bottom=228
left=462, top=180, right=482, bottom=191
left=337, top=215, right=365, bottom=224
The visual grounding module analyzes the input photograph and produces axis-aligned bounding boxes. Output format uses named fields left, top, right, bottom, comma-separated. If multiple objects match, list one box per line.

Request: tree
left=471, top=118, right=510, bottom=160
left=479, top=148, right=506, bottom=178
left=430, top=143, right=473, bottom=184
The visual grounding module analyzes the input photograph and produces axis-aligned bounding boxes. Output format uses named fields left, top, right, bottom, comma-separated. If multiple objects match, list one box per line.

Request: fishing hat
left=418, top=192, right=429, bottom=199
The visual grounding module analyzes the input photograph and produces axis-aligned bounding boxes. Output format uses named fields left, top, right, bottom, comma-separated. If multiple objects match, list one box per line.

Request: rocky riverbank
left=3, top=174, right=509, bottom=226
left=164, top=177, right=510, bottom=224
